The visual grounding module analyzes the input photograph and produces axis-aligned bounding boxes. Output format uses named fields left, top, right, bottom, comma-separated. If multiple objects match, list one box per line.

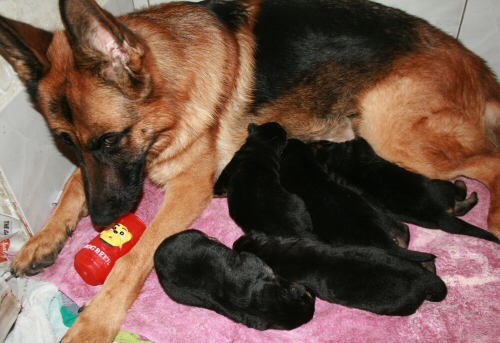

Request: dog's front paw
left=61, top=301, right=120, bottom=343
left=10, top=225, right=70, bottom=276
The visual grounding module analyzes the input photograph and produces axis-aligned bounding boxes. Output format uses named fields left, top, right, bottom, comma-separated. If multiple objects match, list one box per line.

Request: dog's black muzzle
left=82, top=158, right=146, bottom=226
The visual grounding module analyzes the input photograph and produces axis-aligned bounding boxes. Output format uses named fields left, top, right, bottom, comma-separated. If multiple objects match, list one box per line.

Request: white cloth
left=5, top=279, right=69, bottom=343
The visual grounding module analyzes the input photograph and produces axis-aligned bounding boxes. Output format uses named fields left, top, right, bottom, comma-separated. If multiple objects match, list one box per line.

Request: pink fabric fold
left=34, top=177, right=500, bottom=343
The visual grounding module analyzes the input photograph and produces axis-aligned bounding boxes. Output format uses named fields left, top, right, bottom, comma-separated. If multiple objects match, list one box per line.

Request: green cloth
left=114, top=330, right=154, bottom=343
left=60, top=305, right=78, bottom=327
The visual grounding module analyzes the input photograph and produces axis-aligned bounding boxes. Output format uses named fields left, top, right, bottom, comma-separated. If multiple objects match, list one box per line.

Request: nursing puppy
left=234, top=232, right=447, bottom=316
left=214, top=122, right=316, bottom=239
left=310, top=138, right=500, bottom=244
left=154, top=229, right=315, bottom=330
left=280, top=139, right=431, bottom=262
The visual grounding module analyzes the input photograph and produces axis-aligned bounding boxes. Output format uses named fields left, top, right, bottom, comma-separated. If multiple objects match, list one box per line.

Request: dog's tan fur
left=2, top=0, right=500, bottom=342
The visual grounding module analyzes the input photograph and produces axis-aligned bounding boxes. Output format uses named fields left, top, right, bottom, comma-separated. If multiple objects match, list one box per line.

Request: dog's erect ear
left=0, top=15, right=53, bottom=88
left=60, top=0, right=151, bottom=98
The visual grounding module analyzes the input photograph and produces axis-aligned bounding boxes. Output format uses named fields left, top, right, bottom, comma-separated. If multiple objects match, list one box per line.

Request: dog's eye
left=57, top=133, right=75, bottom=146
left=103, top=135, right=119, bottom=148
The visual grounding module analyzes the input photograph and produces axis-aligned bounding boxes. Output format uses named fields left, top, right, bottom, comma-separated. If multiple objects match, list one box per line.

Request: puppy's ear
left=60, top=0, right=151, bottom=99
left=248, top=123, right=259, bottom=134
left=0, top=16, right=52, bottom=88
left=233, top=235, right=253, bottom=252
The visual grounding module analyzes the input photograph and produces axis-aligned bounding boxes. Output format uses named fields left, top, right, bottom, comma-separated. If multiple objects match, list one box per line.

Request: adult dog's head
left=0, top=0, right=185, bottom=225
left=0, top=0, right=257, bottom=225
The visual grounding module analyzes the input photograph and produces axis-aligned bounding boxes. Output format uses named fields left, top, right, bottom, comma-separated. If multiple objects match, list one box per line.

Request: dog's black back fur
left=310, top=138, right=500, bottom=244
left=251, top=0, right=423, bottom=112
left=279, top=139, right=435, bottom=262
left=154, top=229, right=315, bottom=330
left=233, top=232, right=447, bottom=316
left=214, top=123, right=316, bottom=238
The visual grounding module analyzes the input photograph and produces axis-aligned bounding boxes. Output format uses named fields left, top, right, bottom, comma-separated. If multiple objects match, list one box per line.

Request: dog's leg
left=61, top=163, right=215, bottom=343
left=10, top=169, right=87, bottom=276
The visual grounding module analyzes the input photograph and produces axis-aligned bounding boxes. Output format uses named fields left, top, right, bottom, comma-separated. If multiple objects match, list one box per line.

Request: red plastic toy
left=74, top=213, right=147, bottom=285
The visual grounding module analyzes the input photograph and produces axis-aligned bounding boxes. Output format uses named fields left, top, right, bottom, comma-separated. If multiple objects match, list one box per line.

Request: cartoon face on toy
left=100, top=223, right=133, bottom=248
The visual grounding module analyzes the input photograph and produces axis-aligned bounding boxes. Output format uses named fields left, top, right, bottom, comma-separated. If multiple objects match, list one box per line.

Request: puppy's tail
left=389, top=246, right=436, bottom=263
left=438, top=215, right=500, bottom=244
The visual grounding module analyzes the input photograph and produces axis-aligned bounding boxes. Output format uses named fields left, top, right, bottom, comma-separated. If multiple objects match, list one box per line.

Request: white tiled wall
left=459, top=0, right=500, bottom=78
left=374, top=0, right=467, bottom=38
left=374, top=0, right=500, bottom=78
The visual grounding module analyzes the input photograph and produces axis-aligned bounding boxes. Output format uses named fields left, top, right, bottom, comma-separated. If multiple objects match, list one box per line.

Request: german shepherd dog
left=1, top=0, right=500, bottom=341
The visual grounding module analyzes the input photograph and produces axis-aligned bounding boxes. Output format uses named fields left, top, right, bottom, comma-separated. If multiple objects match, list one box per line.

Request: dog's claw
left=66, top=225, right=73, bottom=238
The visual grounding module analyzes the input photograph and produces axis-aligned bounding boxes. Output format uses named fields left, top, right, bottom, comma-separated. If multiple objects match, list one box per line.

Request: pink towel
left=33, top=177, right=500, bottom=343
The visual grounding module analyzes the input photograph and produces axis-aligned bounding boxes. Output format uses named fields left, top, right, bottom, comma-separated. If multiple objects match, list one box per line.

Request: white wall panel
left=148, top=0, right=202, bottom=6
left=133, top=0, right=150, bottom=10
left=373, top=0, right=467, bottom=38
left=458, top=0, right=500, bottom=78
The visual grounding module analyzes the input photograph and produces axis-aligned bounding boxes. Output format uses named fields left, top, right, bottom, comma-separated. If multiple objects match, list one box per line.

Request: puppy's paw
left=454, top=179, right=468, bottom=192
left=453, top=191, right=478, bottom=216
left=11, top=226, right=70, bottom=276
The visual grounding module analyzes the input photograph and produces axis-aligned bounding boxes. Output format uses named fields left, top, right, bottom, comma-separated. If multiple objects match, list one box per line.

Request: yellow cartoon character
left=100, top=223, right=132, bottom=248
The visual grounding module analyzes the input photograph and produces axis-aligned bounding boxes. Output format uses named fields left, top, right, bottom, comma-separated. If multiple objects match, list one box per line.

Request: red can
left=74, top=213, right=147, bottom=286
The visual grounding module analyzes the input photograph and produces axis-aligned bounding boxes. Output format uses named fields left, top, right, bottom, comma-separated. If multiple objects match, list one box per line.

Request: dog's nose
left=91, top=212, right=121, bottom=227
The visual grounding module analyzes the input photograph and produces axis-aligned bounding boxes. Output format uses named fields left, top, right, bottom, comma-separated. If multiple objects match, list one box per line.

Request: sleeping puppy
left=234, top=232, right=447, bottom=316
left=214, top=122, right=316, bottom=239
left=310, top=138, right=500, bottom=244
left=154, top=229, right=315, bottom=330
left=279, top=139, right=432, bottom=262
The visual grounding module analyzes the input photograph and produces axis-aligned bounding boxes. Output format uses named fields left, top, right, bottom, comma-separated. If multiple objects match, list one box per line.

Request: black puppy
left=214, top=122, right=316, bottom=239
left=279, top=139, right=433, bottom=262
left=310, top=138, right=500, bottom=243
left=154, top=229, right=315, bottom=330
left=234, top=232, right=447, bottom=316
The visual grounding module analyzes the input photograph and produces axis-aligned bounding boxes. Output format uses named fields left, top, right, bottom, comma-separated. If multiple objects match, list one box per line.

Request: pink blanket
left=33, top=177, right=500, bottom=343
